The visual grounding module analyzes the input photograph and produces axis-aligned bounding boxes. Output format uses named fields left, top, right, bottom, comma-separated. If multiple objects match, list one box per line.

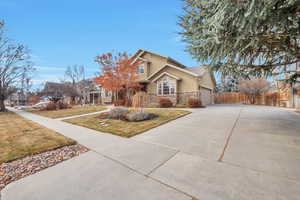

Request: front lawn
left=28, top=105, right=106, bottom=119
left=64, top=109, right=191, bottom=137
left=0, top=112, right=76, bottom=163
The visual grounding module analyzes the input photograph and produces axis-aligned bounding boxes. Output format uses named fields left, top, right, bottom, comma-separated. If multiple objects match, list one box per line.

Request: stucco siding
left=137, top=64, right=148, bottom=81
left=137, top=52, right=168, bottom=82
left=199, top=72, right=215, bottom=90
left=142, top=52, right=168, bottom=76
left=147, top=66, right=199, bottom=94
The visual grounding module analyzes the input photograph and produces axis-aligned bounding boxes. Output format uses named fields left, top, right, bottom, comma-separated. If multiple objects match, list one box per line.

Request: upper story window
left=138, top=64, right=145, bottom=74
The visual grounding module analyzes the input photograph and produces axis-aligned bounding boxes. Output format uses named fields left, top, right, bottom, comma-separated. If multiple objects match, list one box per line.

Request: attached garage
left=200, top=87, right=213, bottom=105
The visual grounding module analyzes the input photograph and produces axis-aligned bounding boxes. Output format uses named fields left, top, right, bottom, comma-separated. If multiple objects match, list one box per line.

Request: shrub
left=28, top=95, right=40, bottom=105
left=188, top=98, right=202, bottom=108
left=57, top=102, right=70, bottom=109
left=125, top=111, right=159, bottom=122
left=42, top=102, right=71, bottom=110
left=100, top=108, right=159, bottom=122
left=44, top=102, right=57, bottom=110
left=107, top=107, right=129, bottom=120
left=159, top=98, right=173, bottom=108
left=124, top=98, right=132, bottom=107
left=69, top=99, right=76, bottom=105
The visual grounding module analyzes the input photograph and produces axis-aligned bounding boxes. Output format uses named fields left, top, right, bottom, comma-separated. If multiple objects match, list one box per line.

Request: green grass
left=64, top=109, right=191, bottom=137
left=28, top=105, right=106, bottom=119
left=0, top=112, right=76, bottom=163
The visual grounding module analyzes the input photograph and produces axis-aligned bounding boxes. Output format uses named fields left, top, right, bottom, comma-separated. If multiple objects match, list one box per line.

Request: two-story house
left=132, top=49, right=216, bottom=105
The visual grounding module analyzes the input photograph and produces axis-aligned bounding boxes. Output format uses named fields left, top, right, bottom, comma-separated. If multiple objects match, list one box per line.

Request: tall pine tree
left=179, top=0, right=300, bottom=83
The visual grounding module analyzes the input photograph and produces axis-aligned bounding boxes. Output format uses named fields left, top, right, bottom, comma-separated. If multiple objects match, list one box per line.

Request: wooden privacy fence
left=132, top=92, right=148, bottom=108
left=214, top=92, right=281, bottom=106
left=214, top=93, right=247, bottom=104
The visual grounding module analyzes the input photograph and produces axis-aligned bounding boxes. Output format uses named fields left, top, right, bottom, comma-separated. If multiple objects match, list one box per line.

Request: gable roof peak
left=133, top=49, right=186, bottom=68
left=185, top=66, right=208, bottom=76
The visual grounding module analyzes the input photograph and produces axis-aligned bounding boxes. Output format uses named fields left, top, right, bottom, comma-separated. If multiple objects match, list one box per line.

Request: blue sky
left=1, top=0, right=200, bottom=88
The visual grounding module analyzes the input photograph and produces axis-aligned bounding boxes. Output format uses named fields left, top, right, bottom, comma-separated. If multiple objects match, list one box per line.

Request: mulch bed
left=0, top=144, right=89, bottom=191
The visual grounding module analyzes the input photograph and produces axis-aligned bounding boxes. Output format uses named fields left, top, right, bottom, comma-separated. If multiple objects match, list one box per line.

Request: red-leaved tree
left=94, top=52, right=142, bottom=105
left=28, top=94, right=40, bottom=105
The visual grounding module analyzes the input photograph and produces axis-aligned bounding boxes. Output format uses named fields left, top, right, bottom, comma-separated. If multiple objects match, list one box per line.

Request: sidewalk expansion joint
left=218, top=108, right=243, bottom=162
left=90, top=149, right=195, bottom=199
left=146, top=150, right=179, bottom=176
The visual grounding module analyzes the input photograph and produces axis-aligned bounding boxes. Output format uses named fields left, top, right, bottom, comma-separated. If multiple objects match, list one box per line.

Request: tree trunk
left=246, top=95, right=255, bottom=104
left=252, top=95, right=256, bottom=104
left=0, top=98, right=7, bottom=112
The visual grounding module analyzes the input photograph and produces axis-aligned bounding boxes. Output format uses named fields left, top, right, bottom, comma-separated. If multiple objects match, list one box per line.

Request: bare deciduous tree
left=64, top=65, right=86, bottom=103
left=64, top=65, right=85, bottom=85
left=0, top=21, right=34, bottom=111
left=238, top=79, right=272, bottom=104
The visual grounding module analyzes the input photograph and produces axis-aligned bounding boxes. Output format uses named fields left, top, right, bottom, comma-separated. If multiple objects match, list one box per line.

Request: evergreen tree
left=179, top=0, right=300, bottom=83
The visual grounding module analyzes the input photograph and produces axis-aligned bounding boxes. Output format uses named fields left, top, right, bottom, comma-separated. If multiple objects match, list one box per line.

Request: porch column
left=93, top=93, right=95, bottom=105
left=99, top=91, right=101, bottom=104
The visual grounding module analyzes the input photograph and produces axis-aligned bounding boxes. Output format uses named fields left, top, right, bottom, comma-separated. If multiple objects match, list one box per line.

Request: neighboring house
left=42, top=82, right=66, bottom=101
left=4, top=90, right=27, bottom=106
left=132, top=49, right=216, bottom=105
left=42, top=81, right=112, bottom=105
left=79, top=79, right=112, bottom=105
left=275, top=62, right=300, bottom=108
left=275, top=80, right=300, bottom=108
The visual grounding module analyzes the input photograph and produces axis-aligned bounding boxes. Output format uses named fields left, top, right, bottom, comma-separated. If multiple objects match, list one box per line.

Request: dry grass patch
left=64, top=109, right=191, bottom=137
left=0, top=112, right=76, bottom=163
left=28, top=105, right=106, bottom=119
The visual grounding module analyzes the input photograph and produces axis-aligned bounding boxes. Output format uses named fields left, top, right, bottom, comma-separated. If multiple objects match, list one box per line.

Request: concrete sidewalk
left=54, top=108, right=110, bottom=120
left=54, top=104, right=116, bottom=121
left=2, top=152, right=190, bottom=200
left=2, top=105, right=300, bottom=200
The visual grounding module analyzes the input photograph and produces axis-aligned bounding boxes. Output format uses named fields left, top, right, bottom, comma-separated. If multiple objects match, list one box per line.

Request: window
left=158, top=83, right=162, bottom=95
left=138, top=64, right=145, bottom=74
left=163, top=82, right=170, bottom=95
left=157, top=80, right=176, bottom=95
left=170, top=83, right=175, bottom=94
left=104, top=90, right=111, bottom=97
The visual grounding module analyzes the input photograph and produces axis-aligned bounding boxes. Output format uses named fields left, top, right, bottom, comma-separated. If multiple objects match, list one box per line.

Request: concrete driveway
left=2, top=105, right=300, bottom=200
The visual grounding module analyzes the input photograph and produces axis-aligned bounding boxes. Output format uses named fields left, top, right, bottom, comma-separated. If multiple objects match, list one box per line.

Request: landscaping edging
left=64, top=109, right=191, bottom=137
left=0, top=144, right=89, bottom=191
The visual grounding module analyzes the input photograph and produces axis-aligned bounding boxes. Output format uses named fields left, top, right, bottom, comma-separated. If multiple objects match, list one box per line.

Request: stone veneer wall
left=147, top=91, right=201, bottom=105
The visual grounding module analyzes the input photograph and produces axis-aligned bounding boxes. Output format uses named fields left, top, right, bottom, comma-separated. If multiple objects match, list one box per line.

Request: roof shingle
left=185, top=66, right=207, bottom=76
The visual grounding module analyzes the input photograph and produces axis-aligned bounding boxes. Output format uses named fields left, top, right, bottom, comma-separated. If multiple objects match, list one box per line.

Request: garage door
left=201, top=88, right=212, bottom=105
